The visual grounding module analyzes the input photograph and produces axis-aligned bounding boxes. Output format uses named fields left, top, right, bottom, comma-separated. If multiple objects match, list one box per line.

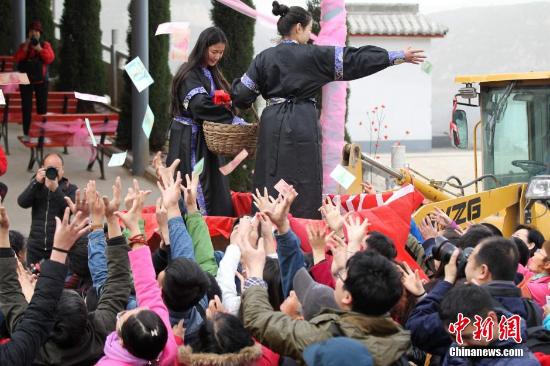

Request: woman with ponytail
left=168, top=27, right=243, bottom=217
left=232, top=2, right=425, bottom=219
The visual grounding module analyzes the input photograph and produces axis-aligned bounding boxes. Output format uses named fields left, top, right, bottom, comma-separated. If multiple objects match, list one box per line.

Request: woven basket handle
left=250, top=105, right=260, bottom=123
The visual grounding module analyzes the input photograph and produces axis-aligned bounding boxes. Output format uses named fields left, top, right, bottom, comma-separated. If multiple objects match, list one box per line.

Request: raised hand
left=327, top=232, right=348, bottom=279
left=89, top=190, right=106, bottom=229
left=397, top=262, right=425, bottom=297
left=257, top=212, right=276, bottom=255
left=51, top=208, right=90, bottom=264
left=344, top=213, right=369, bottom=253
left=231, top=215, right=252, bottom=247
left=319, top=196, right=344, bottom=235
left=238, top=235, right=266, bottom=280
left=252, top=187, right=276, bottom=213
left=431, top=207, right=453, bottom=228
left=307, top=221, right=328, bottom=265
left=116, top=179, right=147, bottom=235
left=157, top=170, right=183, bottom=220
left=152, top=151, right=163, bottom=175
left=263, top=187, right=298, bottom=234
left=155, top=197, right=170, bottom=247
left=102, top=176, right=121, bottom=219
left=123, top=178, right=152, bottom=211
left=153, top=152, right=180, bottom=189
left=180, top=173, right=199, bottom=214
left=418, top=216, right=438, bottom=241
left=361, top=182, right=377, bottom=195
left=65, top=189, right=89, bottom=217
left=404, top=47, right=426, bottom=64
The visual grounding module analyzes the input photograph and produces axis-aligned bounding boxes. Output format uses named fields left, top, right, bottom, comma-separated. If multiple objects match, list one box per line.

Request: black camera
left=45, top=166, right=58, bottom=180
left=30, top=37, right=39, bottom=46
left=432, top=236, right=474, bottom=279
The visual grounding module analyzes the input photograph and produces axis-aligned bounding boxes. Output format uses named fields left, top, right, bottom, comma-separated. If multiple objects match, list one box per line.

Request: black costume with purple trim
left=167, top=66, right=243, bottom=216
left=232, top=41, right=402, bottom=218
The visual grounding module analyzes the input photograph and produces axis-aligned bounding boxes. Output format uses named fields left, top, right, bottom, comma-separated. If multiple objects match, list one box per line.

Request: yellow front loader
left=342, top=71, right=550, bottom=238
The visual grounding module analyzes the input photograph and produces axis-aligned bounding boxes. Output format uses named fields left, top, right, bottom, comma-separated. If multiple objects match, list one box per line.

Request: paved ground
left=2, top=121, right=479, bottom=235
left=2, top=122, right=159, bottom=234
left=371, top=147, right=481, bottom=195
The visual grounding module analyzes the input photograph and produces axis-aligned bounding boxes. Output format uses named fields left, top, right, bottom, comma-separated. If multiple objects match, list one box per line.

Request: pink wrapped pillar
left=315, top=0, right=348, bottom=194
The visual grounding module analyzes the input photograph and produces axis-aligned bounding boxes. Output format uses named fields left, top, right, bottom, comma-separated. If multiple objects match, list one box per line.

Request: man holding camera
left=17, top=153, right=77, bottom=265
left=14, top=20, right=55, bottom=142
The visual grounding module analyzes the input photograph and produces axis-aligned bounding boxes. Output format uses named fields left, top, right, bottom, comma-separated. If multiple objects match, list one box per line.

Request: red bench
left=0, top=56, right=15, bottom=72
left=1, top=92, right=78, bottom=154
left=19, top=113, right=119, bottom=179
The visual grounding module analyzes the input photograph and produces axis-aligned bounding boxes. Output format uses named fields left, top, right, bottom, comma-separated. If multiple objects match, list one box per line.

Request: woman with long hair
left=232, top=2, right=425, bottom=219
left=168, top=27, right=243, bottom=216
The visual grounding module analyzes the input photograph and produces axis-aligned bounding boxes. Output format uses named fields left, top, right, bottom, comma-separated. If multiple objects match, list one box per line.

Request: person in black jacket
left=17, top=153, right=77, bottom=265
left=0, top=204, right=90, bottom=366
left=2, top=181, right=132, bottom=366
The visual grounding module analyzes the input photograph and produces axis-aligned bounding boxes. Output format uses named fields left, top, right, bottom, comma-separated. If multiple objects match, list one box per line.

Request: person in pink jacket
left=518, top=240, right=550, bottom=308
left=97, top=186, right=177, bottom=366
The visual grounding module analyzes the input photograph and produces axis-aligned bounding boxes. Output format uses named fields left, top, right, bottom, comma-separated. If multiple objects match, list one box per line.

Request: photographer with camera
left=18, top=153, right=77, bottom=266
left=406, top=235, right=543, bottom=360
left=14, top=20, right=55, bottom=142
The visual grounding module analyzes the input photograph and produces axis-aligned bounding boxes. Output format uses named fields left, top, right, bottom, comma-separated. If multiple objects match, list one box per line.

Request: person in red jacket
left=14, top=20, right=55, bottom=142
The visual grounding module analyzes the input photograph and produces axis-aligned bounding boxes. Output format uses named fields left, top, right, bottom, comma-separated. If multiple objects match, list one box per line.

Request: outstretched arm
left=231, top=56, right=262, bottom=109
left=0, top=206, right=88, bottom=365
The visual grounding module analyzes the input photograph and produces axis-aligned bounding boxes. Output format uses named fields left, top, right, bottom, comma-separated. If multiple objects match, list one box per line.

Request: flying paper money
left=219, top=149, right=248, bottom=175
left=142, top=105, right=154, bottom=139
left=330, top=165, right=356, bottom=190
left=84, top=118, right=97, bottom=147
left=75, top=91, right=109, bottom=104
left=193, top=157, right=204, bottom=176
left=108, top=151, right=128, bottom=167
left=0, top=72, right=30, bottom=85
left=421, top=60, right=433, bottom=75
left=0, top=90, right=4, bottom=106
left=274, top=179, right=293, bottom=196
left=124, top=57, right=154, bottom=93
left=155, top=21, right=189, bottom=35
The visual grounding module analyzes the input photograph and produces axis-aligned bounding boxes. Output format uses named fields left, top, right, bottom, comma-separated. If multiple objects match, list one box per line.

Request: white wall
left=347, top=37, right=433, bottom=152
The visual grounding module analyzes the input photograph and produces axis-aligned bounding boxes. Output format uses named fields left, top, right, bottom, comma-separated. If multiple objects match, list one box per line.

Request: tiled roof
left=347, top=3, right=448, bottom=37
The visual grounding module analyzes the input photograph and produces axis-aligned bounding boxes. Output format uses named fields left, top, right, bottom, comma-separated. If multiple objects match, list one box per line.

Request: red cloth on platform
left=355, top=185, right=426, bottom=278
left=138, top=185, right=426, bottom=279
left=204, top=216, right=237, bottom=238
left=231, top=191, right=253, bottom=217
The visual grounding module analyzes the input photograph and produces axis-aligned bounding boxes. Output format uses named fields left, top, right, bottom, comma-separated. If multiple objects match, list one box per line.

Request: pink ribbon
left=316, top=0, right=347, bottom=193
left=213, top=0, right=317, bottom=40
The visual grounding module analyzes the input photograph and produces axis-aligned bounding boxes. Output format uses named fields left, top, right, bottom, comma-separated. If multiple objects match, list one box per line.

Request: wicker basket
left=203, top=121, right=258, bottom=157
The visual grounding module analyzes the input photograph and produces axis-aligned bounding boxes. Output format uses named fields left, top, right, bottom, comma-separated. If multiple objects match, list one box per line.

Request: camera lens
left=432, top=237, right=457, bottom=265
left=45, top=167, right=58, bottom=180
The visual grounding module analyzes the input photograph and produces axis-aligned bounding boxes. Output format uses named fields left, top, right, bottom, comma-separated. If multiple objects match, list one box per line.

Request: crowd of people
left=0, top=152, right=549, bottom=366
left=3, top=2, right=549, bottom=366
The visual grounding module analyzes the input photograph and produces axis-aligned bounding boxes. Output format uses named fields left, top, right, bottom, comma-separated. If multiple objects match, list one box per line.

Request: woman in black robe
left=232, top=1, right=425, bottom=219
left=168, top=27, right=245, bottom=216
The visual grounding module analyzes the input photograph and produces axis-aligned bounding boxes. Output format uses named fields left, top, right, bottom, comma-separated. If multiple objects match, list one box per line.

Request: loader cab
left=452, top=72, right=550, bottom=190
